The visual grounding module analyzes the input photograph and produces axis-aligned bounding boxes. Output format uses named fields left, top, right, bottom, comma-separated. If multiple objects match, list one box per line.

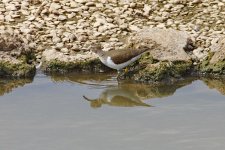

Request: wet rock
left=0, top=0, right=224, bottom=80
left=210, top=36, right=225, bottom=62
left=42, top=49, right=110, bottom=73
left=128, top=28, right=193, bottom=62
left=0, top=32, right=35, bottom=78
left=116, top=28, right=195, bottom=82
left=204, top=36, right=225, bottom=74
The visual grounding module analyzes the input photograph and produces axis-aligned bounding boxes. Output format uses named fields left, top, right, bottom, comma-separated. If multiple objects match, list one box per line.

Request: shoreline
left=0, top=0, right=224, bottom=82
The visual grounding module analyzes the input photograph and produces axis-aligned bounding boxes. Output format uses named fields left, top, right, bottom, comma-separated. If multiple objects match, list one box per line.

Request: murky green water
left=1, top=73, right=225, bottom=150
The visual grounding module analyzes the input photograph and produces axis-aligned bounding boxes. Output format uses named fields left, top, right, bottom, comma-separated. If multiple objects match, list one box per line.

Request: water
left=0, top=73, right=225, bottom=150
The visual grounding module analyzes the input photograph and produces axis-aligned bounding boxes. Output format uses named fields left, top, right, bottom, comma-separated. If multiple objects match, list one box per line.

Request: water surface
left=0, top=73, right=225, bottom=150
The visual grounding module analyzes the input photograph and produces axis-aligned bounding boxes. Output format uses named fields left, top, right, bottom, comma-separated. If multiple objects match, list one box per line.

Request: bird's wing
left=109, top=47, right=149, bottom=64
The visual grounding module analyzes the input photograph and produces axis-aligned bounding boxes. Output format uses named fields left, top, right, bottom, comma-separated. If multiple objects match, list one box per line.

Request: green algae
left=0, top=61, right=35, bottom=78
left=134, top=61, right=192, bottom=82
left=119, top=51, right=192, bottom=83
left=199, top=52, right=225, bottom=75
left=18, top=51, right=36, bottom=64
left=36, top=50, right=224, bottom=83
left=44, top=58, right=112, bottom=74
left=199, top=52, right=214, bottom=73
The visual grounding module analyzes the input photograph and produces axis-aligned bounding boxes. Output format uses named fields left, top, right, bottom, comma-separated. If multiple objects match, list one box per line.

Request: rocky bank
left=0, top=0, right=224, bottom=82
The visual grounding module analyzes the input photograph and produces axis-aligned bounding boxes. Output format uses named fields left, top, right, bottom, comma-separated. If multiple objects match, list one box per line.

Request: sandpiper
left=91, top=44, right=149, bottom=73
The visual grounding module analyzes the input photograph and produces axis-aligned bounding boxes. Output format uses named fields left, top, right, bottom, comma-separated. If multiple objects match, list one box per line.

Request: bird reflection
left=83, top=85, right=152, bottom=108
left=83, top=78, right=197, bottom=108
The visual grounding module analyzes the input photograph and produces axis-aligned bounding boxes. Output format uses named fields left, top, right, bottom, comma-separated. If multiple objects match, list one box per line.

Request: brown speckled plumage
left=91, top=44, right=149, bottom=64
left=108, top=47, right=149, bottom=64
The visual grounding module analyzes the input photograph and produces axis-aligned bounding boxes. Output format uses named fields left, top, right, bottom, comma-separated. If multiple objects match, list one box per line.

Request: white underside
left=100, top=55, right=141, bottom=70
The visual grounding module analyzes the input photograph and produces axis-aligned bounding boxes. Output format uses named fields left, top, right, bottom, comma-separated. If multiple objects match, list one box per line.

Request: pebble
left=129, top=3, right=136, bottom=8
left=49, top=3, right=61, bottom=12
left=143, top=4, right=151, bottom=16
left=5, top=4, right=17, bottom=11
left=0, top=0, right=223, bottom=65
left=56, top=42, right=64, bottom=49
left=70, top=1, right=78, bottom=8
left=129, top=25, right=140, bottom=31
left=61, top=47, right=69, bottom=53
left=75, top=0, right=86, bottom=4
left=58, top=15, right=67, bottom=21
left=0, top=15, right=4, bottom=21
left=52, top=36, right=61, bottom=43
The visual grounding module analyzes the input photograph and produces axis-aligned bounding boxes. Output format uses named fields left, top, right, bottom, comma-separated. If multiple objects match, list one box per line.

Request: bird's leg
left=117, top=69, right=122, bottom=79
left=117, top=69, right=122, bottom=74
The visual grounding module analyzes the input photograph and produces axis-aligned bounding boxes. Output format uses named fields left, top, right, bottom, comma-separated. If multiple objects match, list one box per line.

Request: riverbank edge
left=2, top=51, right=224, bottom=83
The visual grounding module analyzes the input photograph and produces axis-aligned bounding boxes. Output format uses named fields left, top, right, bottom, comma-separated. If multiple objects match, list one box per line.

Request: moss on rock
left=43, top=58, right=112, bottom=74
left=119, top=52, right=192, bottom=83
left=0, top=61, right=35, bottom=78
left=199, top=52, right=225, bottom=75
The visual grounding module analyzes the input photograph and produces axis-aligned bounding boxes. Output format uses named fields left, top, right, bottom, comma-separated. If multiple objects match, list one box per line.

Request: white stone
left=4, top=15, right=14, bottom=22
left=129, top=25, right=140, bottom=31
left=86, top=2, right=95, bottom=6
left=61, top=48, right=69, bottom=53
left=75, top=0, right=86, bottom=4
left=28, top=16, right=35, bottom=21
left=143, top=4, right=151, bottom=16
left=21, top=1, right=29, bottom=9
left=2, top=0, right=10, bottom=3
left=67, top=13, right=75, bottom=19
left=77, top=35, right=88, bottom=42
left=120, top=24, right=128, bottom=30
left=52, top=36, right=61, bottom=43
left=193, top=47, right=207, bottom=60
left=56, top=43, right=64, bottom=49
left=70, top=1, right=78, bottom=8
left=29, top=42, right=36, bottom=49
left=49, top=3, right=61, bottom=12
left=58, top=15, right=67, bottom=21
left=109, top=37, right=119, bottom=42
left=129, top=2, right=136, bottom=8
left=98, top=26, right=107, bottom=33
left=5, top=4, right=17, bottom=11
left=63, top=32, right=75, bottom=42
left=167, top=19, right=174, bottom=26
left=0, top=15, right=4, bottom=21
left=157, top=23, right=166, bottom=28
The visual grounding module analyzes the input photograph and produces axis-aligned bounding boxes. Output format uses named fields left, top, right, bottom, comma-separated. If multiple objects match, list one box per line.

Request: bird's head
left=90, top=44, right=104, bottom=57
